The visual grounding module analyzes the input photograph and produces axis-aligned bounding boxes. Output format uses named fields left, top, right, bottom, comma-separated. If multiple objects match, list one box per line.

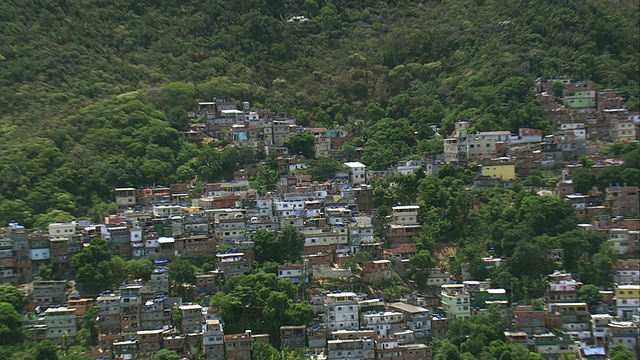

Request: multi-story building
left=48, top=221, right=77, bottom=240
left=139, top=187, right=171, bottom=205
left=615, top=284, right=640, bottom=319
left=29, top=235, right=51, bottom=265
left=179, top=304, right=203, bottom=334
left=67, top=298, right=93, bottom=318
left=101, top=225, right=131, bottom=258
left=153, top=205, right=183, bottom=219
left=388, top=302, right=431, bottom=342
left=613, top=263, right=640, bottom=285
left=440, top=284, right=470, bottom=320
left=362, top=260, right=392, bottom=283
left=302, top=227, right=349, bottom=256
left=224, top=331, right=254, bottom=360
left=590, top=314, right=612, bottom=346
left=137, top=329, right=164, bottom=357
left=113, top=340, right=138, bottom=360
left=548, top=302, right=591, bottom=341
left=196, top=272, right=222, bottom=295
left=120, top=284, right=143, bottom=333
left=327, top=338, right=375, bottom=360
left=606, top=186, right=639, bottom=218
left=481, top=158, right=516, bottom=181
left=609, top=228, right=637, bottom=255
left=115, top=188, right=137, bottom=207
left=182, top=235, right=217, bottom=258
left=96, top=292, right=122, bottom=334
left=324, top=292, right=360, bottom=334
left=533, top=333, right=580, bottom=358
left=277, top=264, right=308, bottom=284
left=425, top=269, right=454, bottom=289
left=150, top=267, right=169, bottom=294
left=343, top=162, right=367, bottom=186
left=213, top=211, right=246, bottom=246
left=563, top=82, right=596, bottom=109
left=10, top=227, right=32, bottom=283
left=609, top=119, right=637, bottom=142
left=597, top=90, right=625, bottom=112
left=216, top=252, right=250, bottom=280
left=140, top=297, right=169, bottom=331
left=513, top=305, right=546, bottom=335
left=547, top=271, right=580, bottom=303
left=280, top=325, right=306, bottom=350
left=608, top=321, right=639, bottom=356
left=33, top=280, right=67, bottom=309
left=307, top=324, right=327, bottom=350
left=347, top=216, right=375, bottom=252
left=361, top=310, right=405, bottom=338
left=385, top=205, right=421, bottom=248
left=203, top=319, right=225, bottom=360
left=40, top=306, right=77, bottom=344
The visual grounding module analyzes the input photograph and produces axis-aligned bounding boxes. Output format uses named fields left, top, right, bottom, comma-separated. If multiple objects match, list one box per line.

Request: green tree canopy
left=168, top=258, right=197, bottom=286
left=305, top=157, right=342, bottom=181
left=124, top=258, right=153, bottom=282
left=32, top=340, right=58, bottom=360
left=254, top=226, right=304, bottom=265
left=70, top=238, right=123, bottom=295
left=609, top=344, right=635, bottom=360
left=284, top=133, right=316, bottom=158
left=210, top=271, right=313, bottom=347
left=0, top=283, right=28, bottom=311
left=0, top=301, right=24, bottom=345
left=578, top=284, right=602, bottom=309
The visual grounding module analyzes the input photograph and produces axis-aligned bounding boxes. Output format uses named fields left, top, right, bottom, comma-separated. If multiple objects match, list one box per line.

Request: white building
left=48, top=222, right=77, bottom=240
left=275, top=200, right=305, bottom=217
left=590, top=314, right=612, bottom=346
left=343, top=162, right=367, bottom=186
left=203, top=319, right=225, bottom=360
left=153, top=204, right=183, bottom=218
left=559, top=122, right=586, bottom=133
left=390, top=205, right=419, bottom=225
left=324, top=292, right=360, bottom=334
left=361, top=311, right=405, bottom=338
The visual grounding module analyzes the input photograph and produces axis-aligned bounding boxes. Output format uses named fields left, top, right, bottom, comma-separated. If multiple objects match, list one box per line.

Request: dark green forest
left=0, top=0, right=638, bottom=225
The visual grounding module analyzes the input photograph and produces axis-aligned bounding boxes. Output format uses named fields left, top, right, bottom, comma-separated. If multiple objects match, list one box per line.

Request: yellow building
left=481, top=163, right=516, bottom=181
left=616, top=284, right=640, bottom=319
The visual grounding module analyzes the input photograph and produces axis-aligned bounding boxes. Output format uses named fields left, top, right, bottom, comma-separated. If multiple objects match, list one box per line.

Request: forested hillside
left=0, top=0, right=638, bottom=225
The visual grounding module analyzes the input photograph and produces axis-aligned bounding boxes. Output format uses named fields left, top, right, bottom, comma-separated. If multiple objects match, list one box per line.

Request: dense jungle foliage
left=0, top=0, right=638, bottom=226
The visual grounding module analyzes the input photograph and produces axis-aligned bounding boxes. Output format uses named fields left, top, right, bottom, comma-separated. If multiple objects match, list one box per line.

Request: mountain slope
left=0, top=0, right=637, bottom=226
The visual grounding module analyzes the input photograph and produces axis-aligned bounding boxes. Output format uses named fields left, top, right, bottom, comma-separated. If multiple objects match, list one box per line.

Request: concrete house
left=343, top=162, right=367, bottom=186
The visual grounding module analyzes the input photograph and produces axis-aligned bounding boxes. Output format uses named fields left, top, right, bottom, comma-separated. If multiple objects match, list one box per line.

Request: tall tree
left=254, top=227, right=304, bottom=264
left=0, top=284, right=28, bottom=311
left=32, top=340, right=59, bottom=360
left=70, top=238, right=122, bottom=295
left=283, top=133, right=316, bottom=158
left=168, top=258, right=197, bottom=286
left=124, top=258, right=153, bottom=281
left=0, top=302, right=23, bottom=345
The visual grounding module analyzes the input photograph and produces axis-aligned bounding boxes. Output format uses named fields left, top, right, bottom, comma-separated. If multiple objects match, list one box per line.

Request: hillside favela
left=0, top=1, right=638, bottom=360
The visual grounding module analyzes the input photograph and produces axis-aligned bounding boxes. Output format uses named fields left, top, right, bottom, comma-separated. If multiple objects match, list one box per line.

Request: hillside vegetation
left=0, top=0, right=638, bottom=225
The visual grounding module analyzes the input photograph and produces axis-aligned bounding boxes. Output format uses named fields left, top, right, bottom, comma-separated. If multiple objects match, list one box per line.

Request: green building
left=563, top=82, right=596, bottom=109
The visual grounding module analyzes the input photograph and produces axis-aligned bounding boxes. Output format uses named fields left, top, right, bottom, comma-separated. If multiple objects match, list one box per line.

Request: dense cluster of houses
left=1, top=84, right=639, bottom=359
